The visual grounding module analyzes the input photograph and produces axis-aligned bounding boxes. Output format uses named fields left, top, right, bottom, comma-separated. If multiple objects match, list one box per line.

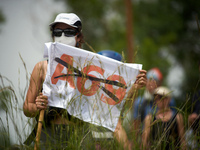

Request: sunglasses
left=53, top=28, right=79, bottom=37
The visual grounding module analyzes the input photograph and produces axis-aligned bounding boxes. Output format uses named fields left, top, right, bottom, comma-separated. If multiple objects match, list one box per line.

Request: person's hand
left=126, top=70, right=147, bottom=99
left=134, top=70, right=147, bottom=89
left=35, top=92, right=48, bottom=110
left=188, top=113, right=198, bottom=125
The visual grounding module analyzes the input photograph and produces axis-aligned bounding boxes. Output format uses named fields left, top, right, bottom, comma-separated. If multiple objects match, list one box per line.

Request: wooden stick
left=34, top=109, right=45, bottom=150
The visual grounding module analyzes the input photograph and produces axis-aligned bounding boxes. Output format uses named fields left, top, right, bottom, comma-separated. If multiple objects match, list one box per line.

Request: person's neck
left=157, top=107, right=171, bottom=115
left=156, top=108, right=172, bottom=121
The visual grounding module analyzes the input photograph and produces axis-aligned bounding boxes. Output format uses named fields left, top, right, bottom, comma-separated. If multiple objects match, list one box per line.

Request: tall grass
left=0, top=59, right=199, bottom=150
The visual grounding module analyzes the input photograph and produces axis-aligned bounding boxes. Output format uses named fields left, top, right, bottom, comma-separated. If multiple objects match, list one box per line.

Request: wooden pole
left=34, top=110, right=45, bottom=150
left=124, top=0, right=134, bottom=63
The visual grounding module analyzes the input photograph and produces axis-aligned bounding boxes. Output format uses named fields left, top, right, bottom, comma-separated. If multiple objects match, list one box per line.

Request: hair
left=76, top=31, right=84, bottom=48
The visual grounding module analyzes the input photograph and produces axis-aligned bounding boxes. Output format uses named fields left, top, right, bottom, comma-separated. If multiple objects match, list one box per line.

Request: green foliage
left=65, top=0, right=127, bottom=53
left=63, top=0, right=200, bottom=103
left=0, top=86, right=12, bottom=148
left=0, top=9, right=5, bottom=32
left=1, top=0, right=199, bottom=149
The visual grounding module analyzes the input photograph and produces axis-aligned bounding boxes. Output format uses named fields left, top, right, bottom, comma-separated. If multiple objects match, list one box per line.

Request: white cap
left=154, top=86, right=171, bottom=97
left=49, top=13, right=82, bottom=30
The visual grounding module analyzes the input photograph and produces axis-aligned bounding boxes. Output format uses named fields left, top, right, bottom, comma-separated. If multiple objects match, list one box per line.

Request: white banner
left=43, top=42, right=142, bottom=131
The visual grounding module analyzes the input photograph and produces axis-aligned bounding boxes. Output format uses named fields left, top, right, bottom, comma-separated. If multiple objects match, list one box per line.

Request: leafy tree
left=65, top=0, right=127, bottom=52
left=63, top=0, right=200, bottom=104
left=168, top=0, right=200, bottom=99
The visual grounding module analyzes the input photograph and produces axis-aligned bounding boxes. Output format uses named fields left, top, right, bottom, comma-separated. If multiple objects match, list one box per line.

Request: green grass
left=0, top=72, right=200, bottom=150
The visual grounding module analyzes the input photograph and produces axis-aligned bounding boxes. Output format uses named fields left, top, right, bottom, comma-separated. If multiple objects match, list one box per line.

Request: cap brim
left=49, top=22, right=78, bottom=28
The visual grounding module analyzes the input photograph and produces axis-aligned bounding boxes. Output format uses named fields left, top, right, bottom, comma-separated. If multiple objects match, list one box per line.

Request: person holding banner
left=88, top=50, right=131, bottom=150
left=23, top=13, right=147, bottom=149
left=23, top=13, right=85, bottom=149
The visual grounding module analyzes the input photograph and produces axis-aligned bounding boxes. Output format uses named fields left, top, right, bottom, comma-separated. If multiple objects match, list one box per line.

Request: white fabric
left=49, top=13, right=81, bottom=28
left=91, top=131, right=113, bottom=139
left=154, top=86, right=171, bottom=97
left=143, top=90, right=153, bottom=101
left=43, top=42, right=142, bottom=131
left=54, top=33, right=76, bottom=46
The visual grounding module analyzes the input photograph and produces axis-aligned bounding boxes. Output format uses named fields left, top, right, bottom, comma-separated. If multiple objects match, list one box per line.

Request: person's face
left=53, top=23, right=81, bottom=46
left=146, top=79, right=158, bottom=94
left=154, top=94, right=170, bottom=109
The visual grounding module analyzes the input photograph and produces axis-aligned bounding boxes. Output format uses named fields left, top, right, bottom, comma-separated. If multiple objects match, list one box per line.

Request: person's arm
left=23, top=61, right=48, bottom=117
left=127, top=70, right=147, bottom=100
left=188, top=90, right=200, bottom=125
left=114, top=118, right=131, bottom=150
left=130, top=97, right=143, bottom=138
left=113, top=70, right=146, bottom=149
left=188, top=113, right=199, bottom=125
left=125, top=70, right=147, bottom=116
left=176, top=113, right=186, bottom=150
left=131, top=119, right=141, bottom=137
left=142, top=114, right=152, bottom=149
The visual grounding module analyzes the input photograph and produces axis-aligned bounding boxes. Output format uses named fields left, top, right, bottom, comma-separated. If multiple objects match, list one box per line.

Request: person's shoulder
left=144, top=113, right=153, bottom=121
left=34, top=60, right=47, bottom=70
left=175, top=112, right=183, bottom=122
left=176, top=112, right=183, bottom=117
left=31, top=60, right=47, bottom=76
left=134, top=96, right=144, bottom=104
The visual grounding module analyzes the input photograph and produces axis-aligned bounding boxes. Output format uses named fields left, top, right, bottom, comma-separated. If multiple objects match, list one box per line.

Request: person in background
left=142, top=86, right=186, bottom=150
left=131, top=68, right=176, bottom=138
left=188, top=60, right=200, bottom=147
left=131, top=68, right=163, bottom=138
left=23, top=13, right=147, bottom=149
